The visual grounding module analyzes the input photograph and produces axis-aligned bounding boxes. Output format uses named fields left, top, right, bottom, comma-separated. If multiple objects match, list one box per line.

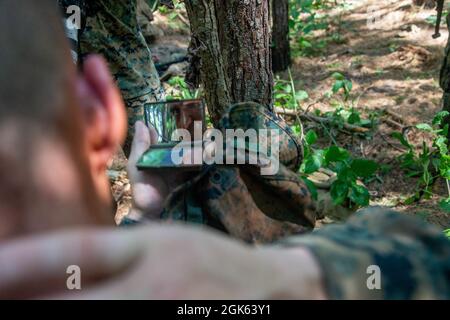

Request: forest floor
left=110, top=0, right=450, bottom=229
left=288, top=0, right=450, bottom=228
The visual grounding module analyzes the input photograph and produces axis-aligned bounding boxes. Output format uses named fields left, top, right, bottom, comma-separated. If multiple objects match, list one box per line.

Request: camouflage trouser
left=278, top=207, right=450, bottom=299
left=80, top=0, right=164, bottom=156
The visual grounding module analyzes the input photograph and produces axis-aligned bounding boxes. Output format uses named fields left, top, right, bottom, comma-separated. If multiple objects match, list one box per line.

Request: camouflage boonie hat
left=218, top=102, right=304, bottom=171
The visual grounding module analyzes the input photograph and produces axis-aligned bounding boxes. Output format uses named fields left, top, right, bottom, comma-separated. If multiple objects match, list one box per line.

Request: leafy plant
left=289, top=0, right=331, bottom=56
left=393, top=111, right=450, bottom=212
left=425, top=11, right=449, bottom=26
left=273, top=62, right=377, bottom=209
left=331, top=72, right=352, bottom=101
left=166, top=76, right=200, bottom=100
left=300, top=130, right=378, bottom=207
left=156, top=0, right=189, bottom=31
left=444, top=229, right=450, bottom=239
left=274, top=76, right=309, bottom=110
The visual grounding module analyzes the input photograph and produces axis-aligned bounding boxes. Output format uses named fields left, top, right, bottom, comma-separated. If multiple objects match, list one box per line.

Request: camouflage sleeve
left=81, top=0, right=163, bottom=102
left=278, top=207, right=450, bottom=299
left=80, top=0, right=164, bottom=155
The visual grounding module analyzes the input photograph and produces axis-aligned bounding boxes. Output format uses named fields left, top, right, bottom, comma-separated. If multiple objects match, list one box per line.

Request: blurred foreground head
left=0, top=0, right=127, bottom=239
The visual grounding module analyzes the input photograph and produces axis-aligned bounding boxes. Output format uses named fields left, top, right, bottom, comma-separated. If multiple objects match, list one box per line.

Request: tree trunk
left=184, top=0, right=273, bottom=124
left=272, top=0, right=290, bottom=72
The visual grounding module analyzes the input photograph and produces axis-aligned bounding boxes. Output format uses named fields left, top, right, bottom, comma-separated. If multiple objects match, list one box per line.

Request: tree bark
left=184, top=0, right=273, bottom=124
left=272, top=0, right=290, bottom=72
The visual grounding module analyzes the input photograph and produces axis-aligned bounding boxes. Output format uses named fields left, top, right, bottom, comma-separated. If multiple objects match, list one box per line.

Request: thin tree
left=272, top=0, right=291, bottom=72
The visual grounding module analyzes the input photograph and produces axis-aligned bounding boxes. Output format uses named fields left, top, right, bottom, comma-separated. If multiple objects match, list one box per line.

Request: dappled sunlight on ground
left=289, top=0, right=449, bottom=226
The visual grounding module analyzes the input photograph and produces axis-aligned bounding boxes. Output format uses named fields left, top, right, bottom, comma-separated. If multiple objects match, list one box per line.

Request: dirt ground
left=110, top=0, right=450, bottom=229
left=288, top=0, right=450, bottom=228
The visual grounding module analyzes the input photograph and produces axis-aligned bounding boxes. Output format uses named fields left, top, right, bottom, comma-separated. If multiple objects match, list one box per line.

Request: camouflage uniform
left=80, top=0, right=164, bottom=155
left=124, top=102, right=450, bottom=298
left=279, top=207, right=450, bottom=299
left=159, top=102, right=316, bottom=243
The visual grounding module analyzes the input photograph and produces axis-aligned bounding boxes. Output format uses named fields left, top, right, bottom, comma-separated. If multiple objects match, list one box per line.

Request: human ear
left=76, top=55, right=127, bottom=174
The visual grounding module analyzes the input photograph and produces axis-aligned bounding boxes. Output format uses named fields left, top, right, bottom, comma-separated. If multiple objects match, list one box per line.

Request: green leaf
left=332, top=80, right=344, bottom=93
left=392, top=132, right=411, bottom=148
left=349, top=183, right=370, bottom=206
left=404, top=195, right=418, bottom=205
left=439, top=198, right=450, bottom=213
left=416, top=123, right=433, bottom=132
left=291, top=125, right=302, bottom=135
left=300, top=39, right=312, bottom=48
left=330, top=180, right=350, bottom=205
left=303, top=150, right=324, bottom=174
left=444, top=229, right=450, bottom=239
left=331, top=72, right=345, bottom=81
left=344, top=80, right=353, bottom=92
left=348, top=112, right=361, bottom=125
left=295, top=90, right=309, bottom=101
left=302, top=177, right=318, bottom=201
left=435, top=136, right=448, bottom=156
left=433, top=111, right=450, bottom=126
left=350, top=159, right=379, bottom=178
left=325, top=146, right=350, bottom=163
left=305, top=130, right=318, bottom=145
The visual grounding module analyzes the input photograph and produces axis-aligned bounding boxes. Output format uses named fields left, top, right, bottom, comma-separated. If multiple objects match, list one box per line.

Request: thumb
left=128, top=121, right=151, bottom=166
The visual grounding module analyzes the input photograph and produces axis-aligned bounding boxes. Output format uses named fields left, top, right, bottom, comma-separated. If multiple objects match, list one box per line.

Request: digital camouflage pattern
left=151, top=103, right=316, bottom=243
left=80, top=0, right=165, bottom=155
left=279, top=207, right=450, bottom=299
left=125, top=103, right=450, bottom=298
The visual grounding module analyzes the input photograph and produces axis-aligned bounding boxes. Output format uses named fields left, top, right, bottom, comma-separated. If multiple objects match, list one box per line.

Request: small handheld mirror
left=136, top=99, right=206, bottom=171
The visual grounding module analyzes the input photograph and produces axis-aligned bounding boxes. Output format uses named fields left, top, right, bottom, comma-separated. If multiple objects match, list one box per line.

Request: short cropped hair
left=0, top=0, right=71, bottom=125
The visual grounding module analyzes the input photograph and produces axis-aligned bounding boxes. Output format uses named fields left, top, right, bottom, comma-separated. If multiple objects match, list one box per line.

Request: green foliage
left=274, top=77, right=308, bottom=110
left=299, top=133, right=378, bottom=207
left=444, top=229, right=450, bottom=239
left=166, top=76, right=200, bottom=100
left=288, top=1, right=350, bottom=56
left=393, top=111, right=450, bottom=211
left=272, top=70, right=378, bottom=208
left=289, top=0, right=331, bottom=56
left=323, top=74, right=377, bottom=137
left=156, top=0, right=189, bottom=31
left=331, top=72, right=353, bottom=101
left=425, top=11, right=449, bottom=26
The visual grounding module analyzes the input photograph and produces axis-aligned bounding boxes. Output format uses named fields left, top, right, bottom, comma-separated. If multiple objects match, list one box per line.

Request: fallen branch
left=380, top=108, right=411, bottom=127
left=382, top=117, right=404, bottom=129
left=275, top=107, right=370, bottom=134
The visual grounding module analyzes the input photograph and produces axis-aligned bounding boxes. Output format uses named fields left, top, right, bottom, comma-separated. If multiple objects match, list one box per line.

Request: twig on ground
left=275, top=107, right=370, bottom=134
left=380, top=133, right=407, bottom=152
left=382, top=117, right=404, bottom=129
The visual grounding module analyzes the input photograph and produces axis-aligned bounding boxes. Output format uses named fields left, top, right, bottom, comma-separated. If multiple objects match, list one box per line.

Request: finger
left=149, top=125, right=158, bottom=146
left=0, top=228, right=146, bottom=299
left=128, top=121, right=151, bottom=167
